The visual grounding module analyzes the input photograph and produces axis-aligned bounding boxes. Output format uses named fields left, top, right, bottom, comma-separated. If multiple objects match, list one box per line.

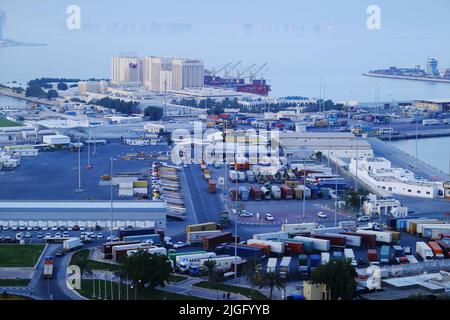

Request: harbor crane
left=248, top=63, right=268, bottom=81
left=223, top=61, right=242, bottom=78
left=211, top=62, right=232, bottom=77
left=235, top=64, right=256, bottom=79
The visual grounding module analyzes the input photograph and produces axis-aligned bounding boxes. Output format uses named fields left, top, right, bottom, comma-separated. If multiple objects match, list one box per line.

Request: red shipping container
left=284, top=241, right=303, bottom=255
left=368, top=249, right=378, bottom=262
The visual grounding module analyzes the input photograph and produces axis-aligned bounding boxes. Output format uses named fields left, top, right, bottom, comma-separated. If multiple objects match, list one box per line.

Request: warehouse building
left=350, top=157, right=444, bottom=199
left=413, top=99, right=450, bottom=112
left=0, top=200, right=167, bottom=229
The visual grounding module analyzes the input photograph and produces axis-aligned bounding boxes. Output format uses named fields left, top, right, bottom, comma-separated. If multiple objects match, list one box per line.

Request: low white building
left=43, top=135, right=71, bottom=145
left=362, top=193, right=407, bottom=217
left=350, top=157, right=444, bottom=199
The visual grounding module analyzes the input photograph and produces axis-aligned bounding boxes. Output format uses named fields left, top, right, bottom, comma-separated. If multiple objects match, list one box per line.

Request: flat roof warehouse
left=0, top=200, right=167, bottom=228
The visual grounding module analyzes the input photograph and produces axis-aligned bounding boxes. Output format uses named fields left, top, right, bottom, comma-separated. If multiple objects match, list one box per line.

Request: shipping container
left=333, top=251, right=343, bottom=261
left=102, top=241, right=140, bottom=259
left=321, top=252, right=330, bottom=265
left=247, top=239, right=285, bottom=255
left=344, top=248, right=357, bottom=266
left=280, top=185, right=293, bottom=199
left=201, top=256, right=242, bottom=271
left=247, top=243, right=271, bottom=256
left=63, top=238, right=83, bottom=252
left=187, top=230, right=224, bottom=244
left=202, top=232, right=233, bottom=251
left=270, top=185, right=281, bottom=200
left=208, top=180, right=217, bottom=193
left=284, top=241, right=304, bottom=255
left=392, top=245, right=404, bottom=258
left=118, top=227, right=155, bottom=240
left=427, top=241, right=444, bottom=259
left=436, top=240, right=450, bottom=258
left=325, top=233, right=361, bottom=248
left=293, top=185, right=311, bottom=200
left=168, top=251, right=207, bottom=263
left=311, top=234, right=346, bottom=247
left=238, top=186, right=249, bottom=201
left=260, top=186, right=271, bottom=200
left=293, top=236, right=330, bottom=252
left=267, top=257, right=278, bottom=273
left=355, top=230, right=393, bottom=244
left=298, top=254, right=309, bottom=272
left=253, top=231, right=289, bottom=241
left=217, top=244, right=264, bottom=259
left=342, top=232, right=376, bottom=248
left=406, top=219, right=440, bottom=234
left=310, top=254, right=321, bottom=268
left=367, top=249, right=378, bottom=262
left=278, top=238, right=313, bottom=254
left=185, top=222, right=218, bottom=235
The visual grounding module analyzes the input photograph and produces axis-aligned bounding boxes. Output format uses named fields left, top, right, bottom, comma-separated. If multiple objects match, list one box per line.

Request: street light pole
left=75, top=135, right=84, bottom=192
left=110, top=158, right=115, bottom=240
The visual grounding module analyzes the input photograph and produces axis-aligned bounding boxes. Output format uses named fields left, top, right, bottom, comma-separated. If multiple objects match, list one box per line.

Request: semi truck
left=260, top=186, right=271, bottom=200
left=344, top=248, right=357, bottom=266
left=185, top=222, right=218, bottom=235
left=279, top=257, right=291, bottom=278
left=200, top=256, right=242, bottom=272
left=127, top=246, right=167, bottom=257
left=43, top=256, right=54, bottom=279
left=280, top=185, right=293, bottom=199
left=238, top=186, right=249, bottom=201
left=123, top=234, right=161, bottom=245
left=63, top=238, right=83, bottom=252
left=250, top=186, right=262, bottom=200
left=270, top=185, right=281, bottom=200
left=380, top=246, right=390, bottom=264
left=416, top=242, right=434, bottom=261
left=266, top=257, right=278, bottom=273
left=208, top=180, right=217, bottom=193
left=175, top=252, right=217, bottom=274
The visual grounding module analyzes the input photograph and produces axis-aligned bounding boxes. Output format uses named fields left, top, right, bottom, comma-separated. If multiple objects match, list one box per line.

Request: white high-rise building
left=111, top=56, right=142, bottom=85
left=172, top=58, right=204, bottom=90
left=142, top=56, right=173, bottom=91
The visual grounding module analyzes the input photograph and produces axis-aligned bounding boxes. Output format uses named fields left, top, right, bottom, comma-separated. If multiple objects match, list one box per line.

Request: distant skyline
left=1, top=0, right=450, bottom=100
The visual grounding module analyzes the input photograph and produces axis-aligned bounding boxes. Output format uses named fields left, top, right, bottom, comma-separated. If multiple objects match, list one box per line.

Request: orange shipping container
left=247, top=243, right=270, bottom=256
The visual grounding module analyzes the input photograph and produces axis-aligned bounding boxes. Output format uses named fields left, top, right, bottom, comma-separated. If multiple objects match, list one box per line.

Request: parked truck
left=250, top=186, right=262, bottom=200
left=253, top=231, right=289, bottom=241
left=260, top=186, right=271, bottom=200
left=380, top=246, right=390, bottom=264
left=267, top=257, right=278, bottom=273
left=123, top=234, right=161, bottom=245
left=43, top=256, right=54, bottom=279
left=416, top=242, right=434, bottom=261
left=63, top=238, right=83, bottom=252
left=238, top=186, right=249, bottom=201
left=175, top=252, right=217, bottom=274
left=185, top=222, right=218, bottom=234
left=102, top=241, right=140, bottom=259
left=201, top=256, right=242, bottom=272
left=118, top=227, right=155, bottom=240
left=279, top=256, right=292, bottom=278
left=270, top=185, right=281, bottom=200
left=187, top=230, right=224, bottom=245
left=208, top=180, right=217, bottom=193
left=344, top=248, right=357, bottom=266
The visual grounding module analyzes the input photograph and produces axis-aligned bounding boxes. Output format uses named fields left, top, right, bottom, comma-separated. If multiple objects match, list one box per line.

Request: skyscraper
left=427, top=58, right=438, bottom=76
left=172, top=58, right=204, bottom=90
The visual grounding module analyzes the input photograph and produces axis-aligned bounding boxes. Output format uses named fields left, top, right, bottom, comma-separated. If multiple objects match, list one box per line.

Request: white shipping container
left=253, top=231, right=289, bottom=241
left=201, top=256, right=242, bottom=271
left=281, top=223, right=317, bottom=234
left=267, top=257, right=278, bottom=272
left=293, top=236, right=330, bottom=252
left=321, top=252, right=330, bottom=264
left=415, top=242, right=434, bottom=261
left=416, top=223, right=449, bottom=235
left=187, top=230, right=223, bottom=243
left=176, top=252, right=217, bottom=267
left=247, top=239, right=285, bottom=254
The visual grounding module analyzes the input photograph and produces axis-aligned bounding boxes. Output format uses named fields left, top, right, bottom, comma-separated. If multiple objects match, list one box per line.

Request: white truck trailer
left=415, top=242, right=434, bottom=261
left=279, top=257, right=292, bottom=278
left=281, top=223, right=317, bottom=235
left=266, top=257, right=278, bottom=273
left=356, top=230, right=393, bottom=244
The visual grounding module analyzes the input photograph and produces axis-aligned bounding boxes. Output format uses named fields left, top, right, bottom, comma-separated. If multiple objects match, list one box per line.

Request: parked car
left=37, top=232, right=44, bottom=239
left=317, top=212, right=327, bottom=219
left=265, top=214, right=275, bottom=221
left=72, top=225, right=80, bottom=231
left=55, top=250, right=64, bottom=257
left=79, top=226, right=86, bottom=231
left=24, top=232, right=32, bottom=238
left=173, top=241, right=186, bottom=249
left=55, top=232, right=61, bottom=237
left=357, top=216, right=370, bottom=222
left=51, top=226, right=58, bottom=231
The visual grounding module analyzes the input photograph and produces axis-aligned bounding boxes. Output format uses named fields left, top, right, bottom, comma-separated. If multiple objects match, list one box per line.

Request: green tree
left=344, top=189, right=368, bottom=209
left=57, top=82, right=68, bottom=90
left=310, top=260, right=357, bottom=300
left=25, top=85, right=46, bottom=98
left=259, top=271, right=284, bottom=300
left=144, top=106, right=163, bottom=120
left=46, top=89, right=59, bottom=99
left=121, top=251, right=171, bottom=291
left=74, top=252, right=90, bottom=277
left=242, top=257, right=261, bottom=299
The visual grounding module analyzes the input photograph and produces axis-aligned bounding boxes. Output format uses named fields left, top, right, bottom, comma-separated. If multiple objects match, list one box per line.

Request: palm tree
left=114, top=269, right=128, bottom=300
left=259, top=271, right=284, bottom=300
left=243, top=257, right=260, bottom=300
left=202, top=259, right=220, bottom=299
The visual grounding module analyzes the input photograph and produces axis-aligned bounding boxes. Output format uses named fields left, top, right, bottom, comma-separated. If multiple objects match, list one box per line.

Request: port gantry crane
left=235, top=64, right=257, bottom=79
left=211, top=62, right=232, bottom=77
left=223, top=60, right=242, bottom=78
left=248, top=62, right=268, bottom=81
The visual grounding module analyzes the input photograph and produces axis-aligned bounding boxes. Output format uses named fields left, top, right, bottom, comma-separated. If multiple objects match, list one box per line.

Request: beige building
left=413, top=99, right=450, bottom=112
left=78, top=80, right=108, bottom=95
left=142, top=56, right=173, bottom=91
left=303, top=281, right=331, bottom=300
